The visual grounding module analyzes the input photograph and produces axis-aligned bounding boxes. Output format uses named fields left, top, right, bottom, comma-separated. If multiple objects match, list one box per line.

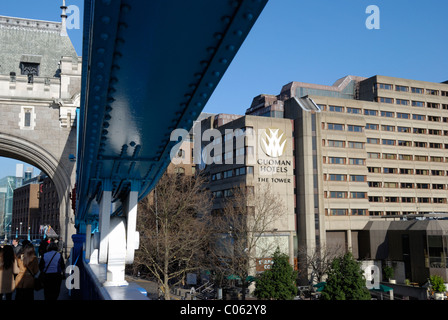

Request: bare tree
left=209, top=183, right=286, bottom=299
left=134, top=171, right=213, bottom=300
left=297, top=244, right=344, bottom=285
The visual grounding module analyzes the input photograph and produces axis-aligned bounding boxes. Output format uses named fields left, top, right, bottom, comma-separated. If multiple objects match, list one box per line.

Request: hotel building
left=199, top=74, right=448, bottom=282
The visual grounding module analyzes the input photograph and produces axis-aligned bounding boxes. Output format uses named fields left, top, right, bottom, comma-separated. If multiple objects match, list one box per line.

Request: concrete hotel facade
left=199, top=74, right=448, bottom=281
left=252, top=75, right=448, bottom=257
left=198, top=114, right=296, bottom=268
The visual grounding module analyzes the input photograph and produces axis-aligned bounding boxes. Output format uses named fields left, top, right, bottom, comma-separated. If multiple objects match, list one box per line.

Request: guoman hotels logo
left=260, top=128, right=286, bottom=158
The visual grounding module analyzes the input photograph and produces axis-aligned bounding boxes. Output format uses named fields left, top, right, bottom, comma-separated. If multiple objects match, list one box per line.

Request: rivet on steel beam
left=220, top=58, right=228, bottom=64
left=244, top=13, right=254, bottom=21
left=101, top=16, right=110, bottom=24
left=97, top=62, right=104, bottom=68
left=100, top=33, right=109, bottom=40
left=234, top=30, right=243, bottom=37
left=221, top=16, right=231, bottom=24
left=103, top=122, right=109, bottom=128
left=214, top=33, right=223, bottom=40
left=226, top=45, right=235, bottom=51
left=97, top=48, right=105, bottom=54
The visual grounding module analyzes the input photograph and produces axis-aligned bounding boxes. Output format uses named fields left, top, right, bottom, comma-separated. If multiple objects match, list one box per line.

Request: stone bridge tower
left=0, top=13, right=81, bottom=254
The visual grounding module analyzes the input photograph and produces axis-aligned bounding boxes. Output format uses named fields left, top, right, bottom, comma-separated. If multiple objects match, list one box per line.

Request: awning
left=313, top=282, right=326, bottom=292
left=370, top=284, right=393, bottom=292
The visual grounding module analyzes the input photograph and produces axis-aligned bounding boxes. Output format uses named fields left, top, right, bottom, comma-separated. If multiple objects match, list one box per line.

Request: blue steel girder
left=76, top=0, right=268, bottom=228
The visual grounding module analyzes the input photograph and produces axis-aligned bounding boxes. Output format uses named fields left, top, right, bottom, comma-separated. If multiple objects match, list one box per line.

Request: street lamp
left=20, top=222, right=22, bottom=238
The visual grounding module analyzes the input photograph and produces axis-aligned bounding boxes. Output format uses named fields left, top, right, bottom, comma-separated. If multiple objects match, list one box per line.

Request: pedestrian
left=39, top=242, right=65, bottom=300
left=12, top=238, right=22, bottom=257
left=15, top=243, right=39, bottom=300
left=0, top=245, right=20, bottom=301
left=38, top=237, right=48, bottom=257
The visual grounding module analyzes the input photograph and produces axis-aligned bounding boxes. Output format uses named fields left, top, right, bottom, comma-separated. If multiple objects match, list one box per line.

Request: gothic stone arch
left=0, top=132, right=76, bottom=255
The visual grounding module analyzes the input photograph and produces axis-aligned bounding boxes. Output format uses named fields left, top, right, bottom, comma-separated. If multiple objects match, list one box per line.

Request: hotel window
left=327, top=140, right=345, bottom=148
left=418, top=197, right=431, bottom=203
left=329, top=209, right=348, bottom=216
left=379, top=97, right=394, bottom=104
left=381, top=125, right=395, bottom=132
left=427, top=89, right=438, bottom=95
left=364, top=109, right=377, bottom=116
left=383, top=154, right=397, bottom=160
left=401, top=197, right=415, bottom=203
left=383, top=167, right=397, bottom=174
left=381, top=111, right=394, bottom=117
left=328, top=174, right=347, bottom=181
left=347, top=125, right=363, bottom=132
left=414, top=141, right=426, bottom=148
left=369, top=211, right=383, bottom=216
left=442, top=91, right=448, bottom=97
left=351, top=192, right=367, bottom=199
left=413, top=128, right=426, bottom=134
left=367, top=138, right=380, bottom=144
left=428, top=129, right=441, bottom=135
left=348, top=141, right=364, bottom=149
left=396, top=99, right=409, bottom=106
left=427, top=103, right=440, bottom=109
left=368, top=181, right=381, bottom=187
left=398, top=154, right=413, bottom=160
left=411, top=87, right=424, bottom=94
left=432, top=184, right=445, bottom=190
left=431, top=156, right=444, bottom=162
left=428, top=115, right=440, bottom=122
left=433, top=198, right=446, bottom=204
left=414, top=155, right=428, bottom=161
left=382, top=139, right=395, bottom=146
left=443, top=104, right=448, bottom=110
left=396, top=85, right=409, bottom=92
left=400, top=168, right=413, bottom=174
left=398, top=140, right=412, bottom=147
left=329, top=105, right=344, bottom=112
left=347, top=107, right=361, bottom=114
left=444, top=118, right=448, bottom=123
left=378, top=83, right=393, bottom=90
left=328, top=123, right=344, bottom=131
left=369, top=196, right=383, bottom=202
left=431, top=170, right=444, bottom=176
left=429, top=143, right=442, bottom=149
left=383, top=182, right=398, bottom=188
left=350, top=175, right=366, bottom=182
left=401, top=183, right=414, bottom=189
left=412, top=114, right=425, bottom=121
left=368, top=167, right=381, bottom=173
left=367, top=152, right=380, bottom=159
left=397, top=112, right=410, bottom=119
left=235, top=167, right=246, bottom=176
left=416, top=183, right=430, bottom=189
left=328, top=157, right=346, bottom=164
left=397, top=126, right=411, bottom=133
left=365, top=123, right=379, bottom=130
left=349, top=158, right=365, bottom=165
left=412, top=101, right=424, bottom=107
left=351, top=209, right=367, bottom=216
left=329, top=191, right=347, bottom=198
left=385, top=197, right=399, bottom=203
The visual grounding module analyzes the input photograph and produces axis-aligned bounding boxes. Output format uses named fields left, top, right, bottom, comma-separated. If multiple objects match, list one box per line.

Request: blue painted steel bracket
left=76, top=0, right=268, bottom=229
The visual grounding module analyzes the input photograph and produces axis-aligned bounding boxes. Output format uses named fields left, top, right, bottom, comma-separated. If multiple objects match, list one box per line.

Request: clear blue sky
left=0, top=0, right=447, bottom=178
